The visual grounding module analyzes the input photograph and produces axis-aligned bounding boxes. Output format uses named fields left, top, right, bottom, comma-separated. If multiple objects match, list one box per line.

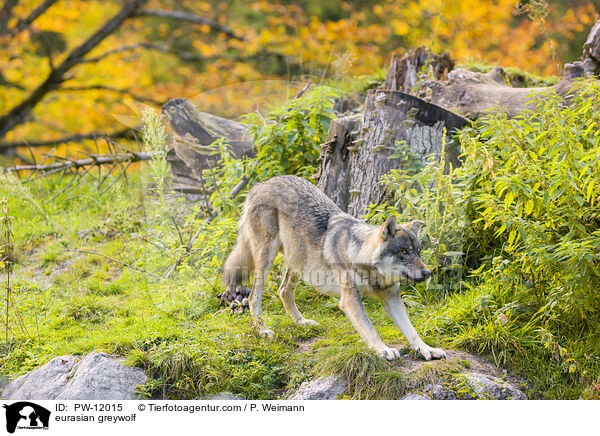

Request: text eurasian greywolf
left=223, top=175, right=446, bottom=360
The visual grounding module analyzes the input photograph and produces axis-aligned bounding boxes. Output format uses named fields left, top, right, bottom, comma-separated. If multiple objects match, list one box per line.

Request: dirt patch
left=296, top=337, right=320, bottom=354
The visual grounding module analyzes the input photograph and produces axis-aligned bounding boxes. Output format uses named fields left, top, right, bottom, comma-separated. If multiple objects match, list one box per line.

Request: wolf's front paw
left=417, top=344, right=446, bottom=361
left=378, top=346, right=401, bottom=361
left=295, top=318, right=319, bottom=327
left=258, top=328, right=275, bottom=339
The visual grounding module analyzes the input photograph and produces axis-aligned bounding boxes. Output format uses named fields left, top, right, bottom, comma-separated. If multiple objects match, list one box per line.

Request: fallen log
left=384, top=19, right=600, bottom=121
left=418, top=62, right=588, bottom=120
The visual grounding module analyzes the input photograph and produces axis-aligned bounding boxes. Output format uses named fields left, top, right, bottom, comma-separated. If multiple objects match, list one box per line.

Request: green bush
left=369, top=79, right=600, bottom=398
left=459, top=79, right=600, bottom=332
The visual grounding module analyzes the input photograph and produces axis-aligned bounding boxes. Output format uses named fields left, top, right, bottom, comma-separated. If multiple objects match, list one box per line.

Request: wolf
left=223, top=175, right=446, bottom=361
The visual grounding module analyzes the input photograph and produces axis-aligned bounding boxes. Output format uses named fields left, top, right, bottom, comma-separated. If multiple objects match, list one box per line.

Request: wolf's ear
left=406, top=220, right=425, bottom=236
left=379, top=215, right=397, bottom=241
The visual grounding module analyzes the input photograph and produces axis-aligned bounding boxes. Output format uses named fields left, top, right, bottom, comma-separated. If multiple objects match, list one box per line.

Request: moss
left=457, top=60, right=559, bottom=87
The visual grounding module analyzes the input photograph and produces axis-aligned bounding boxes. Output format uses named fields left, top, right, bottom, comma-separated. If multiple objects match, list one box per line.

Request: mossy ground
left=2, top=71, right=600, bottom=401
left=0, top=173, right=460, bottom=400
left=1, top=173, right=595, bottom=401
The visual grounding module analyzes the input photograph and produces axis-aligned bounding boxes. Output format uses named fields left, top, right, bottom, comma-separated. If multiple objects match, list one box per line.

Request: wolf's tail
left=223, top=230, right=253, bottom=290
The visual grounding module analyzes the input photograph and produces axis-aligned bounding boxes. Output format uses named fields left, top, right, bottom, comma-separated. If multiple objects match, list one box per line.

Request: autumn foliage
left=0, top=0, right=597, bottom=159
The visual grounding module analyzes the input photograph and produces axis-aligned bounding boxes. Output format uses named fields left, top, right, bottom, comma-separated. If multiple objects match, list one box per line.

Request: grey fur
left=222, top=175, right=445, bottom=361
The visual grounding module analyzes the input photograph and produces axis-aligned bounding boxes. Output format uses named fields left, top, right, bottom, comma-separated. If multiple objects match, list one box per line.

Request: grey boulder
left=461, top=372, right=527, bottom=400
left=2, top=351, right=147, bottom=400
left=288, top=375, right=347, bottom=400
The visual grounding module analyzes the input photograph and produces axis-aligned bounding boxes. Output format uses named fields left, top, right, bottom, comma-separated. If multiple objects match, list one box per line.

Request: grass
left=0, top=146, right=598, bottom=400
left=311, top=343, right=470, bottom=399
left=0, top=172, right=446, bottom=399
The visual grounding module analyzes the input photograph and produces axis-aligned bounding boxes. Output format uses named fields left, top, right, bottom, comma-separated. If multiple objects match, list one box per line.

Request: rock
left=1, top=351, right=147, bottom=400
left=208, top=392, right=245, bottom=400
left=288, top=349, right=528, bottom=400
left=426, top=383, right=458, bottom=400
left=461, top=372, right=526, bottom=400
left=288, top=375, right=347, bottom=400
left=400, top=393, right=430, bottom=400
left=404, top=371, right=526, bottom=400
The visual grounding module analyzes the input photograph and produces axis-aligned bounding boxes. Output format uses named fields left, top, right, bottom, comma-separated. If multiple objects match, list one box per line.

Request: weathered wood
left=583, top=19, right=600, bottom=77
left=161, top=98, right=253, bottom=194
left=385, top=46, right=454, bottom=93
left=317, top=91, right=468, bottom=217
left=315, top=114, right=361, bottom=210
left=347, top=90, right=468, bottom=217
left=418, top=62, right=588, bottom=120
left=383, top=21, right=600, bottom=121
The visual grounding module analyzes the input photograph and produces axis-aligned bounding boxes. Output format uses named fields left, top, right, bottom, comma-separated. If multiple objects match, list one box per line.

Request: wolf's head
left=372, top=216, right=431, bottom=284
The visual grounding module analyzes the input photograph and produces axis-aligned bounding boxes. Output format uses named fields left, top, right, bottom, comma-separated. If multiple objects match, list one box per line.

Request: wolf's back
left=223, top=176, right=343, bottom=288
left=244, top=175, right=341, bottom=239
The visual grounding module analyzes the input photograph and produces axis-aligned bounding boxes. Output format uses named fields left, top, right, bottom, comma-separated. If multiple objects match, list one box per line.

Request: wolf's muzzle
left=412, top=268, right=431, bottom=283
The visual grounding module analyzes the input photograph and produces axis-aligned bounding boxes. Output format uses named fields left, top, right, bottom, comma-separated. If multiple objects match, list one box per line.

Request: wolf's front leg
left=339, top=285, right=401, bottom=360
left=377, top=291, right=446, bottom=361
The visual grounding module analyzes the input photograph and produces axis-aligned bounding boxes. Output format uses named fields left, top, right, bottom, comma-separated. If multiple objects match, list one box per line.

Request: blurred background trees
left=0, top=0, right=598, bottom=162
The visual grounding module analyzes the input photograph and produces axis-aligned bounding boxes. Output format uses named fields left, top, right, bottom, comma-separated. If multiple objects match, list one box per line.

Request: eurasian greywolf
left=223, top=175, right=446, bottom=361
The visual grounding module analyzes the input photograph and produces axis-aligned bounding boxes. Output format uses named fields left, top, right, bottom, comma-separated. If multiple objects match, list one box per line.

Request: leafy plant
left=459, top=79, right=600, bottom=331
left=365, top=132, right=468, bottom=300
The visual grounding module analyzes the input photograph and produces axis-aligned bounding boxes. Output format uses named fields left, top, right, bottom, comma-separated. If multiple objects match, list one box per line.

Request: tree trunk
left=317, top=90, right=468, bottom=217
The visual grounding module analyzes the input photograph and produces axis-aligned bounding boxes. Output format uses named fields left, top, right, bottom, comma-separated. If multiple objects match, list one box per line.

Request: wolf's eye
left=400, top=248, right=408, bottom=255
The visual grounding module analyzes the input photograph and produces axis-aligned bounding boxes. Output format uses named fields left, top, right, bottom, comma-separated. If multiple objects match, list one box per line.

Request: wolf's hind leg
left=249, top=239, right=279, bottom=338
left=278, top=269, right=318, bottom=327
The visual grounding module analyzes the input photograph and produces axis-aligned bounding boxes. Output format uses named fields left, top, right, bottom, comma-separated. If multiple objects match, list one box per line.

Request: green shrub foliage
left=372, top=79, right=600, bottom=397
left=459, top=79, right=600, bottom=331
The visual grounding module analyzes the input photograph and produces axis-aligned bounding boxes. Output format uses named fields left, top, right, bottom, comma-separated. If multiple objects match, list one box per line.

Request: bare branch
left=0, top=129, right=132, bottom=150
left=0, top=76, right=25, bottom=90
left=0, top=0, right=148, bottom=140
left=82, top=43, right=298, bottom=81
left=82, top=42, right=248, bottom=64
left=81, top=42, right=155, bottom=63
left=3, top=151, right=159, bottom=175
left=0, top=0, right=18, bottom=35
left=58, top=85, right=163, bottom=105
left=294, top=81, right=312, bottom=99
left=135, top=8, right=244, bottom=41
left=133, top=42, right=210, bottom=61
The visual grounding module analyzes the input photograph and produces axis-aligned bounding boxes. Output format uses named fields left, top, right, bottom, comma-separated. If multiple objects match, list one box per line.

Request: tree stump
left=384, top=46, right=454, bottom=93
left=314, top=114, right=361, bottom=212
left=583, top=19, right=600, bottom=77
left=317, top=90, right=468, bottom=217
left=161, top=98, right=252, bottom=195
